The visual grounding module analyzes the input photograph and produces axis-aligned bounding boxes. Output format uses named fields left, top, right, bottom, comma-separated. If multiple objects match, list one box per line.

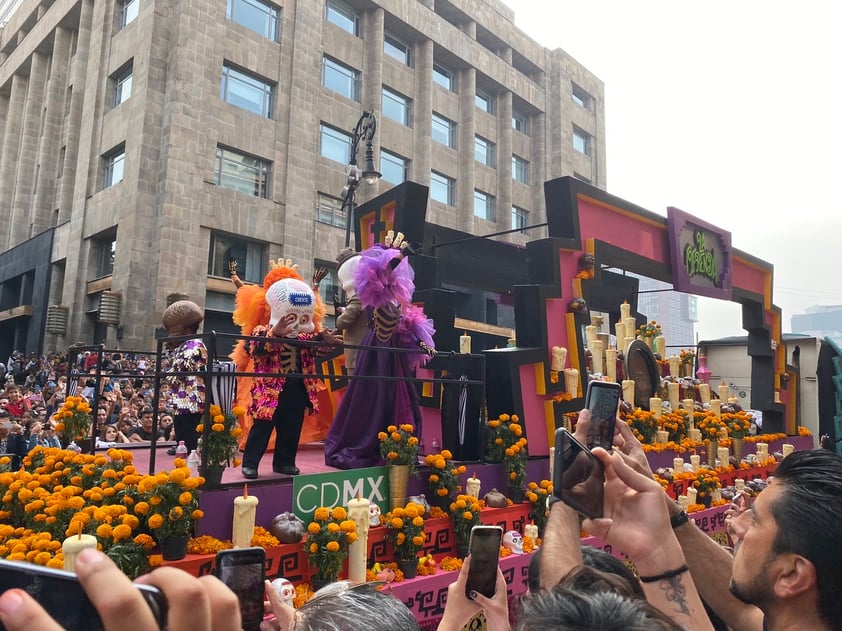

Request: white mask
left=265, top=278, right=316, bottom=333
left=503, top=530, right=524, bottom=554
left=337, top=255, right=360, bottom=296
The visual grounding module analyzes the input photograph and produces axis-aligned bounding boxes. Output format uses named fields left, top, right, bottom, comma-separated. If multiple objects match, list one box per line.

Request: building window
left=315, top=263, right=344, bottom=310
left=432, top=113, right=456, bottom=148
left=325, top=0, right=358, bottom=36
left=512, top=155, right=529, bottom=184
left=432, top=62, right=454, bottom=91
left=474, top=189, right=495, bottom=221
left=512, top=206, right=528, bottom=233
left=475, top=89, right=494, bottom=114
left=474, top=135, right=495, bottom=168
left=512, top=110, right=528, bottom=133
left=384, top=33, right=411, bottom=66
left=226, top=0, right=279, bottom=41
left=320, top=124, right=352, bottom=163
left=209, top=231, right=267, bottom=284
left=430, top=171, right=454, bottom=206
left=120, top=0, right=138, bottom=28
left=382, top=87, right=412, bottom=126
left=103, top=146, right=125, bottom=188
left=322, top=56, right=359, bottom=101
left=573, top=126, right=591, bottom=155
left=214, top=146, right=270, bottom=198
left=93, top=233, right=117, bottom=278
left=111, top=62, right=133, bottom=107
left=317, top=192, right=346, bottom=228
left=571, top=83, right=591, bottom=109
left=381, top=150, right=408, bottom=184
left=220, top=63, right=274, bottom=117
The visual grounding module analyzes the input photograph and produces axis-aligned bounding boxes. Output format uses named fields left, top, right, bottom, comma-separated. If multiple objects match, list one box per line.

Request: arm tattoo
left=659, top=574, right=691, bottom=616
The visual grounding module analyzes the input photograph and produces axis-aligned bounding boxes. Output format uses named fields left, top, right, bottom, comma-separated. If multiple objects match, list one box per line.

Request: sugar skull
left=271, top=577, right=295, bottom=606
left=502, top=530, right=524, bottom=554
left=369, top=503, right=382, bottom=526
left=265, top=278, right=316, bottom=333
left=336, top=250, right=361, bottom=297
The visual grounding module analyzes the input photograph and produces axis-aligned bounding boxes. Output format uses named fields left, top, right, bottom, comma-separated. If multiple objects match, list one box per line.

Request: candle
left=690, top=454, right=701, bottom=471
left=590, top=340, right=604, bottom=374
left=624, top=337, right=635, bottom=354
left=459, top=331, right=472, bottom=355
left=717, top=447, right=730, bottom=466
left=686, top=487, right=697, bottom=505
left=62, top=531, right=98, bottom=572
left=699, top=384, right=711, bottom=405
left=585, top=325, right=597, bottom=346
left=688, top=429, right=702, bottom=442
left=728, top=397, right=739, bottom=404
left=614, top=321, right=626, bottom=344
left=712, top=488, right=722, bottom=503
left=551, top=346, right=567, bottom=372
left=347, top=496, right=371, bottom=584
left=714, top=402, right=722, bottom=419
left=620, top=301, right=631, bottom=321
left=605, top=347, right=617, bottom=381
left=782, top=443, right=794, bottom=457
left=718, top=382, right=730, bottom=403
left=655, top=336, right=666, bottom=358
left=735, top=478, right=746, bottom=491
left=656, top=430, right=669, bottom=444
left=623, top=317, right=637, bottom=341
left=524, top=523, right=539, bottom=541
left=668, top=382, right=680, bottom=411
left=650, top=397, right=662, bottom=420
left=622, top=380, right=635, bottom=405
left=677, top=495, right=690, bottom=510
left=233, top=485, right=259, bottom=549
left=668, top=355, right=681, bottom=378
left=774, top=391, right=781, bottom=403
left=466, top=473, right=481, bottom=498
left=756, top=442, right=769, bottom=459
left=549, top=446, right=555, bottom=482
left=682, top=398, right=695, bottom=414
left=673, top=457, right=684, bottom=473
left=563, top=368, right=579, bottom=397
left=718, top=427, right=728, bottom=441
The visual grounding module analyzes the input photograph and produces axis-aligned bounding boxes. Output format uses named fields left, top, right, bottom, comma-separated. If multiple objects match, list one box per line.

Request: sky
left=501, top=1, right=842, bottom=341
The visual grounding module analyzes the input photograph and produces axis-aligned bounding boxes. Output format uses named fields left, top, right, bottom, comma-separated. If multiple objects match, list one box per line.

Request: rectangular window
left=94, top=234, right=116, bottom=278
left=474, top=135, right=495, bottom=168
left=512, top=155, right=529, bottom=184
left=384, top=33, right=411, bottom=66
left=317, top=193, right=346, bottom=228
left=474, top=189, right=495, bottom=221
left=430, top=171, right=454, bottom=206
left=573, top=126, right=591, bottom=155
left=214, top=146, right=270, bottom=198
left=325, top=0, right=358, bottom=36
left=432, top=113, right=456, bottom=148
left=381, top=150, right=408, bottom=184
left=512, top=110, right=527, bottom=133
left=220, top=64, right=274, bottom=117
left=475, top=89, right=494, bottom=114
left=512, top=206, right=528, bottom=232
left=315, top=262, right=344, bottom=309
left=382, top=87, right=412, bottom=126
left=111, top=62, right=133, bottom=107
left=120, top=0, right=138, bottom=28
left=103, top=146, right=125, bottom=188
left=433, top=62, right=454, bottom=91
left=322, top=56, right=359, bottom=101
left=319, top=124, right=352, bottom=163
left=208, top=231, right=267, bottom=284
left=226, top=0, right=280, bottom=41
left=571, top=83, right=591, bottom=109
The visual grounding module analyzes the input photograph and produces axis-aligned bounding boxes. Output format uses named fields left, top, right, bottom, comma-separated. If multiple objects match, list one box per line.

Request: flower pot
left=706, top=440, right=718, bottom=467
left=700, top=494, right=712, bottom=508
left=200, top=465, right=225, bottom=489
left=159, top=534, right=189, bottom=561
left=732, top=437, right=744, bottom=462
left=428, top=493, right=452, bottom=511
left=388, top=464, right=410, bottom=510
left=398, top=559, right=418, bottom=579
left=508, top=485, right=526, bottom=504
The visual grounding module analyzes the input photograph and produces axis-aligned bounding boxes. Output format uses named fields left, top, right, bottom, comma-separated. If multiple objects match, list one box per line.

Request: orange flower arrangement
left=141, top=458, right=204, bottom=540
left=54, top=396, right=93, bottom=443
left=449, top=494, right=483, bottom=549
left=620, top=409, right=658, bottom=444
left=526, top=480, right=553, bottom=535
left=696, top=412, right=727, bottom=443
left=305, top=506, right=358, bottom=582
left=486, top=414, right=529, bottom=489
left=692, top=467, right=721, bottom=503
left=385, top=502, right=426, bottom=562
left=196, top=404, right=244, bottom=468
left=378, top=423, right=419, bottom=473
left=723, top=410, right=752, bottom=439
left=424, top=449, right=467, bottom=502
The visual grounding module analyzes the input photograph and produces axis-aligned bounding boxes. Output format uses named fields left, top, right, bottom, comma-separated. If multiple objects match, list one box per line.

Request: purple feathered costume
left=324, top=244, right=435, bottom=469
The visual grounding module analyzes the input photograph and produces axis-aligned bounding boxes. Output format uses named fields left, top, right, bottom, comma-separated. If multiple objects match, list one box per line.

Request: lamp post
left=342, top=110, right=381, bottom=248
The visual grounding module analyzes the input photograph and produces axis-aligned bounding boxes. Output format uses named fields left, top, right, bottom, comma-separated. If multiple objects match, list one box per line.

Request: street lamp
left=342, top=110, right=381, bottom=247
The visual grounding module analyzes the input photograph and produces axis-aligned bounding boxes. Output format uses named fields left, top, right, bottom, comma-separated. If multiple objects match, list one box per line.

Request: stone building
left=0, top=0, right=604, bottom=356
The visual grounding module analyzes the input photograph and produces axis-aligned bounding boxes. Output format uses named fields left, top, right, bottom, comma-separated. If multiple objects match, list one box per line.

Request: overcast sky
left=501, top=1, right=842, bottom=341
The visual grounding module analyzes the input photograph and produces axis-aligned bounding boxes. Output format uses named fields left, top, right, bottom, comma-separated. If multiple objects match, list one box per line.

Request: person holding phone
left=436, top=555, right=510, bottom=631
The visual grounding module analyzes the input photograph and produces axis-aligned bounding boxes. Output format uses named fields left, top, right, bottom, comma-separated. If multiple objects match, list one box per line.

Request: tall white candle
left=717, top=447, right=730, bottom=466
left=669, top=356, right=681, bottom=378
left=62, top=532, right=98, bottom=572
left=668, top=382, right=680, bottom=411
left=605, top=347, right=617, bottom=381
left=459, top=332, right=472, bottom=355
left=347, top=496, right=371, bottom=584
left=624, top=337, right=635, bottom=354
left=655, top=336, right=666, bottom=358
left=682, top=398, right=695, bottom=414
left=690, top=454, right=701, bottom=471
left=233, top=485, right=259, bottom=549
left=615, top=321, right=626, bottom=344
left=650, top=397, right=662, bottom=420
left=718, top=382, right=730, bottom=403
left=551, top=346, right=567, bottom=372
left=549, top=446, right=555, bottom=482
left=686, top=487, right=698, bottom=505
left=622, top=380, right=635, bottom=405
left=782, top=444, right=794, bottom=457
left=524, top=524, right=539, bottom=541
left=585, top=325, right=597, bottom=347
left=590, top=340, right=604, bottom=374
left=699, top=384, right=711, bottom=405
left=756, top=442, right=769, bottom=459
left=564, top=368, right=579, bottom=397
left=620, top=301, right=631, bottom=321
left=623, top=317, right=637, bottom=341
left=673, top=457, right=684, bottom=473
left=656, top=430, right=669, bottom=444
left=466, top=474, right=481, bottom=498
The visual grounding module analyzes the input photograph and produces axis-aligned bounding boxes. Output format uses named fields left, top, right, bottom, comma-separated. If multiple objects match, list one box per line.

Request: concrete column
left=497, top=90, right=513, bottom=235
left=0, top=73, right=28, bottom=250
left=412, top=38, right=433, bottom=185
left=532, top=111, right=547, bottom=221
left=457, top=67, right=476, bottom=232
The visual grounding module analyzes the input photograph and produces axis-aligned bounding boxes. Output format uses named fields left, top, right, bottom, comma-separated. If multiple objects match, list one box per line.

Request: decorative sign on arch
left=667, top=206, right=732, bottom=300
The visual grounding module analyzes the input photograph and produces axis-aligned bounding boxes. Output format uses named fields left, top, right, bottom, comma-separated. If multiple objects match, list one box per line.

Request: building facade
left=0, top=0, right=605, bottom=355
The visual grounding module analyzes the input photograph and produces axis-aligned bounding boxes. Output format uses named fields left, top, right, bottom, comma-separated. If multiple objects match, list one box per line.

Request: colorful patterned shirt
left=167, top=339, right=207, bottom=414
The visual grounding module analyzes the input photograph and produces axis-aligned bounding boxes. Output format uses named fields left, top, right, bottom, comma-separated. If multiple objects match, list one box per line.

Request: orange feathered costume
left=230, top=259, right=333, bottom=449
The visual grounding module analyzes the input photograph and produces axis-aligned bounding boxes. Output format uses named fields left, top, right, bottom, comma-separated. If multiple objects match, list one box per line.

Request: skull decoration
left=502, top=530, right=524, bottom=554
left=368, top=503, right=382, bottom=526
left=336, top=250, right=361, bottom=297
left=271, top=578, right=296, bottom=606
left=265, top=278, right=316, bottom=333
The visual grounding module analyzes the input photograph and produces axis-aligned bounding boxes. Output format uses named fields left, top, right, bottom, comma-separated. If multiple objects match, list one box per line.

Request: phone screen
left=465, top=526, right=503, bottom=599
left=0, top=559, right=166, bottom=631
left=215, top=548, right=266, bottom=631
left=553, top=428, right=605, bottom=519
left=584, top=381, right=621, bottom=451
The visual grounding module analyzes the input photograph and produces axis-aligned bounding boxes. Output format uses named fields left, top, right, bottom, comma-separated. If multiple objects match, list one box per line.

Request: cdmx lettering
left=684, top=230, right=717, bottom=283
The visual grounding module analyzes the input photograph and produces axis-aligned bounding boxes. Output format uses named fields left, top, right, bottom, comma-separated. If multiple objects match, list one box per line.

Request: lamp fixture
left=343, top=110, right=380, bottom=247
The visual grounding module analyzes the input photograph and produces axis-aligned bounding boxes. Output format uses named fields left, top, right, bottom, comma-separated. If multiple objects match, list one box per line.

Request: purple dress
left=324, top=246, right=434, bottom=470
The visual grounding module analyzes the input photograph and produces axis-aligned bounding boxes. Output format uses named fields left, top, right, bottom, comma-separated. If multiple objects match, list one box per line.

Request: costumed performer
left=334, top=247, right=367, bottom=376
left=324, top=231, right=436, bottom=470
left=162, top=300, right=207, bottom=455
left=241, top=272, right=340, bottom=479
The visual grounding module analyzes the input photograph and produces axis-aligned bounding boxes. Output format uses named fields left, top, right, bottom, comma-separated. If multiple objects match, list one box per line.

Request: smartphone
left=552, top=428, right=605, bottom=519
left=584, top=380, right=621, bottom=451
left=0, top=558, right=167, bottom=631
left=465, top=525, right=503, bottom=600
left=215, top=547, right=266, bottom=631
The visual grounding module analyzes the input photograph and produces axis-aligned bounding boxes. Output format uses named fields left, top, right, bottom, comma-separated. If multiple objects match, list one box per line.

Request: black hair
left=526, top=543, right=643, bottom=598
